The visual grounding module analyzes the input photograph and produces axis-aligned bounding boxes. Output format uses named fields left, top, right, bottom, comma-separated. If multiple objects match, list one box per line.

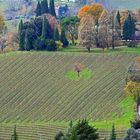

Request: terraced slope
left=0, top=51, right=137, bottom=139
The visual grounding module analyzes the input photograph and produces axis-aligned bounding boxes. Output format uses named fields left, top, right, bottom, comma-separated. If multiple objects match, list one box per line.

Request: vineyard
left=0, top=51, right=138, bottom=139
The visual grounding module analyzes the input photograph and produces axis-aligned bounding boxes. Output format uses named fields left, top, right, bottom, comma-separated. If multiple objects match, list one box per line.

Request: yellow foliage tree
left=22, top=5, right=27, bottom=16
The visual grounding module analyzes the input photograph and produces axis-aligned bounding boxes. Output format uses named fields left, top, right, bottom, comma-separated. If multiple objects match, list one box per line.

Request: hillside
left=0, top=51, right=138, bottom=139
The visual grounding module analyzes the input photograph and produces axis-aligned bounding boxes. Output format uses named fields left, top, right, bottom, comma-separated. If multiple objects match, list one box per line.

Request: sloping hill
left=0, top=51, right=137, bottom=139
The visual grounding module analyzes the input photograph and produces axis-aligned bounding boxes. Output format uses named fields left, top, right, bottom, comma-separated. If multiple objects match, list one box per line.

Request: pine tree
left=18, top=20, right=25, bottom=50
left=53, top=27, right=59, bottom=41
left=24, top=29, right=31, bottom=51
left=41, top=16, right=51, bottom=39
left=49, top=0, right=56, bottom=17
left=110, top=124, right=116, bottom=140
left=123, top=13, right=136, bottom=41
left=35, top=1, right=41, bottom=17
left=60, top=27, right=69, bottom=48
left=11, top=125, right=18, bottom=140
left=41, top=0, right=49, bottom=15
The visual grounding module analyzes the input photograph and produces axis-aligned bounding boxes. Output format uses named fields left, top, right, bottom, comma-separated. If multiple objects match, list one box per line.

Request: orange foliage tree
left=74, top=63, right=84, bottom=77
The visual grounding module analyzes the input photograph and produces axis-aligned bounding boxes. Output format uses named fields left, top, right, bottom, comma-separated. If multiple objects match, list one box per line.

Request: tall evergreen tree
left=123, top=13, right=136, bottom=41
left=60, top=27, right=69, bottom=48
left=110, top=124, right=116, bottom=140
left=116, top=11, right=121, bottom=28
left=41, top=16, right=51, bottom=39
left=18, top=20, right=25, bottom=50
left=53, top=27, right=59, bottom=41
left=24, top=29, right=31, bottom=51
left=11, top=125, right=18, bottom=140
left=49, top=0, right=56, bottom=17
left=35, top=1, right=41, bottom=17
left=41, top=0, right=49, bottom=15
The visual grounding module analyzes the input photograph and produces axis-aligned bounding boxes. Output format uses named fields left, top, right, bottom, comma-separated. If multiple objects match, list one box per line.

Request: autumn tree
left=74, top=63, right=84, bottom=77
left=125, top=57, right=140, bottom=105
left=60, top=16, right=80, bottom=45
left=78, top=14, right=96, bottom=52
left=21, top=4, right=27, bottom=16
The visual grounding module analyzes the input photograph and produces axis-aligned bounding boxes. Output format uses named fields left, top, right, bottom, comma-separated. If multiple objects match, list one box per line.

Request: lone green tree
left=60, top=27, right=69, bottom=48
left=49, top=0, right=56, bottom=17
left=18, top=19, right=25, bottom=50
left=110, top=124, right=116, bottom=140
left=35, top=1, right=41, bottom=17
left=41, top=0, right=49, bottom=15
left=11, top=125, right=18, bottom=140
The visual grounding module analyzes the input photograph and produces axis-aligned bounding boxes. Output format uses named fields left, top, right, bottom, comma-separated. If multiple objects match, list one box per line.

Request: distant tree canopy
left=35, top=0, right=56, bottom=17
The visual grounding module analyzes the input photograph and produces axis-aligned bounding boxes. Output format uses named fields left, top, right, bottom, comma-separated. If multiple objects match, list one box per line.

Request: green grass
left=61, top=46, right=140, bottom=54
left=66, top=69, right=92, bottom=80
left=0, top=51, right=138, bottom=139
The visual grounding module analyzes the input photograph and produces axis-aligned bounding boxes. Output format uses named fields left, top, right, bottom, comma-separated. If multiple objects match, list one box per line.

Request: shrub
left=56, top=41, right=63, bottom=50
left=127, top=41, right=137, bottom=48
left=45, top=39, right=57, bottom=51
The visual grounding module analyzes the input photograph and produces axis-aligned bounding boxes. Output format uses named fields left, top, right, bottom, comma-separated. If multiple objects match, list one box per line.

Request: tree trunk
left=87, top=47, right=90, bottom=53
left=78, top=71, right=80, bottom=77
left=71, top=34, right=75, bottom=45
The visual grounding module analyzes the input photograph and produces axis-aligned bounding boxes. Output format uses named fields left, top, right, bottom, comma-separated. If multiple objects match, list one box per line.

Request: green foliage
left=11, top=125, right=18, bottom=140
left=66, top=69, right=92, bottom=80
left=45, top=39, right=57, bottom=51
left=35, top=1, right=41, bottom=17
left=131, top=119, right=140, bottom=130
left=49, top=0, right=56, bottom=17
left=61, top=27, right=69, bottom=48
left=55, top=131, right=65, bottom=140
left=123, top=13, right=136, bottom=41
left=53, top=27, right=60, bottom=41
left=18, top=20, right=25, bottom=50
left=110, top=124, right=116, bottom=140
left=24, top=29, right=31, bottom=51
left=124, top=128, right=139, bottom=140
left=41, top=0, right=49, bottom=15
left=60, top=16, right=80, bottom=45
left=33, top=37, right=46, bottom=50
left=75, top=120, right=99, bottom=140
left=41, top=16, right=51, bottom=39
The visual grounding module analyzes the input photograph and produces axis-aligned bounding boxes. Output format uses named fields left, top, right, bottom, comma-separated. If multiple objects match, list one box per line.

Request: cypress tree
left=35, top=1, right=41, bottom=17
left=123, top=13, right=136, bottom=41
left=41, top=0, right=49, bottom=15
left=18, top=20, right=25, bottom=50
left=49, top=0, right=56, bottom=17
left=110, top=124, right=116, bottom=140
left=41, top=16, right=51, bottom=39
left=53, top=27, right=59, bottom=41
left=60, top=27, right=69, bottom=48
left=11, top=125, right=18, bottom=140
left=24, top=29, right=31, bottom=51
left=116, top=11, right=121, bottom=28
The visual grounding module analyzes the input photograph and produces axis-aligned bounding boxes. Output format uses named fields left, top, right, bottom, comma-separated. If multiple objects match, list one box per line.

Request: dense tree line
left=18, top=14, right=69, bottom=51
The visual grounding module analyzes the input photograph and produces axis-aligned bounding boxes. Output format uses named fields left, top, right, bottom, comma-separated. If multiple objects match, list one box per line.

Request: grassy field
left=0, top=49, right=139, bottom=139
